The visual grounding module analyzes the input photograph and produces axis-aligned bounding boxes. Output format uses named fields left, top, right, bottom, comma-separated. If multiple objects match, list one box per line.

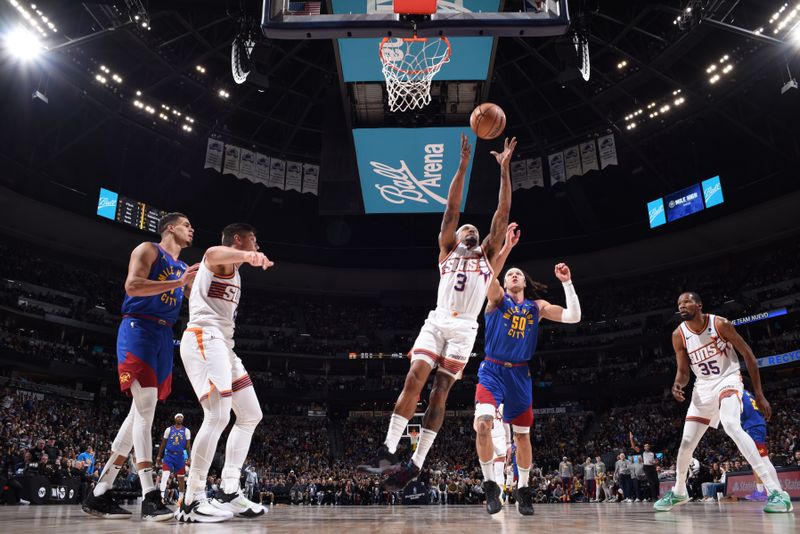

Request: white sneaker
left=211, top=488, right=266, bottom=518
left=635, top=499, right=641, bottom=503
left=176, top=495, right=233, bottom=523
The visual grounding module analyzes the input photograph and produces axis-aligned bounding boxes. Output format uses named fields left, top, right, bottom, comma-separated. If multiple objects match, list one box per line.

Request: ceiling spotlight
left=4, top=27, right=42, bottom=60
left=136, top=90, right=141, bottom=96
left=95, top=74, right=107, bottom=83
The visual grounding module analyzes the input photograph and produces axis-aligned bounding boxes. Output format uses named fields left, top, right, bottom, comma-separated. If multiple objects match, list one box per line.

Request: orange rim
left=379, top=36, right=451, bottom=76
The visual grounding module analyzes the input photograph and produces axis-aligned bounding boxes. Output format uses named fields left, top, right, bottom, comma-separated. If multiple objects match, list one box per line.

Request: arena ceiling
left=0, top=0, right=798, bottom=267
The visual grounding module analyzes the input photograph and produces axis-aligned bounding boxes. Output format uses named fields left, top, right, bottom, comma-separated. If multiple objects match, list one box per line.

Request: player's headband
left=174, top=413, right=184, bottom=420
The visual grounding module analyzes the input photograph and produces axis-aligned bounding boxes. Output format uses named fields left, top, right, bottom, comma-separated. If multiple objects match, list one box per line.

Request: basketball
left=470, top=103, right=506, bottom=140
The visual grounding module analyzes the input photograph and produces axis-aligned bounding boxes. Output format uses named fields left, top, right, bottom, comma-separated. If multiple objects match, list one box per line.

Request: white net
left=380, top=37, right=451, bottom=112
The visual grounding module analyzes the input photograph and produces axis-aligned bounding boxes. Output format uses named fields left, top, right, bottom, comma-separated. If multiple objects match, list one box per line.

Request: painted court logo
left=369, top=144, right=448, bottom=205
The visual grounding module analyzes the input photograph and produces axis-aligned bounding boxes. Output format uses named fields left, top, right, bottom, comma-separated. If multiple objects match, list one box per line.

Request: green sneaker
left=653, top=490, right=689, bottom=512
left=763, top=490, right=793, bottom=513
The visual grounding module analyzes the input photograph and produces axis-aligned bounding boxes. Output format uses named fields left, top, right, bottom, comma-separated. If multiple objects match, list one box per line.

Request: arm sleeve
left=163, top=428, right=171, bottom=439
left=185, top=428, right=191, bottom=441
left=560, top=281, right=581, bottom=323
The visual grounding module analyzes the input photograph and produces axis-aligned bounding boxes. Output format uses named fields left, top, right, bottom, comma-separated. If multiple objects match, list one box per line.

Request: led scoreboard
left=97, top=188, right=167, bottom=234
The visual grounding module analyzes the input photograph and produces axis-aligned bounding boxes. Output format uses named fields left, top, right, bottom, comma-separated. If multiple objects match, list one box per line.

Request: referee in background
left=630, top=431, right=659, bottom=500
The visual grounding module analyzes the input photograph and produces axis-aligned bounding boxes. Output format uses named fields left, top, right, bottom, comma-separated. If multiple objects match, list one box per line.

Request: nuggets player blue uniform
left=475, top=294, right=539, bottom=427
left=117, top=243, right=187, bottom=401
left=741, top=389, right=768, bottom=456
left=162, top=426, right=190, bottom=475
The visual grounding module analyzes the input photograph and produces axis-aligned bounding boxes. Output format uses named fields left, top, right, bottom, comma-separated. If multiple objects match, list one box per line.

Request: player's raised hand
left=490, top=136, right=517, bottom=167
left=179, top=263, right=200, bottom=287
left=505, top=222, right=521, bottom=249
left=554, top=263, right=572, bottom=282
left=755, top=393, right=772, bottom=421
left=245, top=251, right=274, bottom=270
left=459, top=132, right=472, bottom=162
left=672, top=382, right=685, bottom=402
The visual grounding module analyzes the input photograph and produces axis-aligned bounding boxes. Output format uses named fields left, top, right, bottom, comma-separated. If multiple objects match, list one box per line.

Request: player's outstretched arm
left=205, top=246, right=274, bottom=270
left=671, top=329, right=690, bottom=402
left=483, top=137, right=517, bottom=259
left=155, top=431, right=167, bottom=465
left=715, top=317, right=771, bottom=420
left=486, top=223, right=521, bottom=313
left=438, top=133, right=472, bottom=261
left=537, top=264, right=581, bottom=324
left=124, top=243, right=198, bottom=297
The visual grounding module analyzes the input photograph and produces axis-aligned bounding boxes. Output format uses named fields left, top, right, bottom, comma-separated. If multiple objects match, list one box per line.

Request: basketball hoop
left=379, top=36, right=451, bottom=112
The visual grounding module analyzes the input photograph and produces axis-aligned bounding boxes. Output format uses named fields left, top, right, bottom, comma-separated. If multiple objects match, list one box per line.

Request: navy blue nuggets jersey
left=121, top=243, right=188, bottom=324
left=741, top=389, right=766, bottom=431
left=165, top=426, right=190, bottom=455
left=484, top=294, right=539, bottom=363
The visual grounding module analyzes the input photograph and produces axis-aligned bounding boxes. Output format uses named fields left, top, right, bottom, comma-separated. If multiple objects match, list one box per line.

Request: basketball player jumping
left=475, top=223, right=581, bottom=515
left=155, top=413, right=192, bottom=501
left=359, top=133, right=517, bottom=490
left=83, top=213, right=196, bottom=521
left=176, top=223, right=271, bottom=523
left=654, top=292, right=793, bottom=513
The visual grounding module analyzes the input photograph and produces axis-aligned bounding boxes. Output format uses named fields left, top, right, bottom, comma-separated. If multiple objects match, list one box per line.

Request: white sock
left=494, top=462, right=505, bottom=486
left=384, top=414, right=409, bottom=454
left=518, top=466, right=530, bottom=488
left=756, top=483, right=764, bottom=492
left=222, top=466, right=242, bottom=494
left=139, top=467, right=156, bottom=496
left=159, top=471, right=170, bottom=494
left=410, top=428, right=437, bottom=468
left=93, top=462, right=122, bottom=496
left=481, top=460, right=495, bottom=482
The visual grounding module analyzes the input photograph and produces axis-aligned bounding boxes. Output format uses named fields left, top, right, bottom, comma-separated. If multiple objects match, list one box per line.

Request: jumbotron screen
left=96, top=187, right=166, bottom=234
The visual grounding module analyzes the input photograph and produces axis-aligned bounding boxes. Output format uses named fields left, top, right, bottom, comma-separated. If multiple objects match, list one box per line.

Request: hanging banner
left=548, top=152, right=566, bottom=185
left=268, top=158, right=286, bottom=190
left=598, top=133, right=618, bottom=169
left=204, top=137, right=224, bottom=172
left=223, top=145, right=241, bottom=177
left=303, top=164, right=319, bottom=196
left=286, top=161, right=303, bottom=192
left=239, top=149, right=257, bottom=183
left=255, top=153, right=270, bottom=185
left=564, top=145, right=582, bottom=179
left=526, top=157, right=544, bottom=188
left=510, top=160, right=527, bottom=191
left=580, top=140, right=599, bottom=173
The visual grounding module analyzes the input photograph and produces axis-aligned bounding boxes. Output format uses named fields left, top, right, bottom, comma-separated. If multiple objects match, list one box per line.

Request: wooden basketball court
left=0, top=501, right=795, bottom=533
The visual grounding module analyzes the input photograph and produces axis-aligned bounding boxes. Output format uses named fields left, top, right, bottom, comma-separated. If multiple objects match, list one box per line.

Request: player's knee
left=475, top=416, right=493, bottom=436
left=404, top=366, right=427, bottom=391
left=239, top=403, right=263, bottom=430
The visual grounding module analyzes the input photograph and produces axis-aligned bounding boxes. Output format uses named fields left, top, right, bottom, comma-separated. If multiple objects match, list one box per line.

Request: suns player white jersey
left=679, top=314, right=741, bottom=383
left=187, top=259, right=241, bottom=339
left=437, top=243, right=494, bottom=318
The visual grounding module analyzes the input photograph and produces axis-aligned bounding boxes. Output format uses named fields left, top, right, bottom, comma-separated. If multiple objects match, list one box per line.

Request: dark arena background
left=0, top=0, right=799, bottom=532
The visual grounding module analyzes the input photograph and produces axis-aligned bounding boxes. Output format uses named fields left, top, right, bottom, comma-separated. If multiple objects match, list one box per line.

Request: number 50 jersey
left=484, top=294, right=539, bottom=363
left=679, top=314, right=741, bottom=383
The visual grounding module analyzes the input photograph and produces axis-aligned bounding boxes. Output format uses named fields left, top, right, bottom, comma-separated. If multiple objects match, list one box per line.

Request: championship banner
left=285, top=161, right=303, bottom=192
left=239, top=149, right=257, bottom=183
left=580, top=140, right=599, bottom=173
left=255, top=153, right=271, bottom=185
left=302, top=164, right=319, bottom=196
left=548, top=151, right=566, bottom=185
left=564, top=145, right=582, bottom=179
left=598, top=133, right=618, bottom=169
left=526, top=157, right=544, bottom=188
left=223, top=145, right=241, bottom=177
left=268, top=158, right=286, bottom=190
left=352, top=127, right=477, bottom=214
left=511, top=159, right=527, bottom=191
left=204, top=137, right=224, bottom=172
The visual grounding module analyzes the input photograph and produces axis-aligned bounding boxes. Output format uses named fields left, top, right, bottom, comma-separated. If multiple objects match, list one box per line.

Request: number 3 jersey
left=484, top=294, right=539, bottom=363
left=679, top=314, right=741, bottom=384
left=186, top=258, right=241, bottom=339
left=437, top=243, right=494, bottom=319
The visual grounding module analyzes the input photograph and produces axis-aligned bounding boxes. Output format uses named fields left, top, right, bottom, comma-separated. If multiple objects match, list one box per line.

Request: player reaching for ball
left=475, top=223, right=581, bottom=516
left=358, top=133, right=517, bottom=490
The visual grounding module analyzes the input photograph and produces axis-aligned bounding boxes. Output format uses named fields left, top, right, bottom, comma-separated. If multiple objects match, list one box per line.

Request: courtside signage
left=332, top=0, right=497, bottom=82
left=353, top=128, right=477, bottom=214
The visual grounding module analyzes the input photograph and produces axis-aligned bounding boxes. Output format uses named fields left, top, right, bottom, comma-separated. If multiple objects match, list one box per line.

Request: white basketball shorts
left=409, top=309, right=479, bottom=380
left=181, top=327, right=251, bottom=402
left=685, top=372, right=743, bottom=429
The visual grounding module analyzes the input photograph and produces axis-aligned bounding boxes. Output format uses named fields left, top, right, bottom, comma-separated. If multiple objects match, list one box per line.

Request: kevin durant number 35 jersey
left=187, top=259, right=241, bottom=339
left=437, top=243, right=494, bottom=318
left=679, top=314, right=740, bottom=383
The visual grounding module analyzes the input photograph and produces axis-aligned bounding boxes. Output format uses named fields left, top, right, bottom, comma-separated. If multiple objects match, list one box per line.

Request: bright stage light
left=4, top=27, right=42, bottom=60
